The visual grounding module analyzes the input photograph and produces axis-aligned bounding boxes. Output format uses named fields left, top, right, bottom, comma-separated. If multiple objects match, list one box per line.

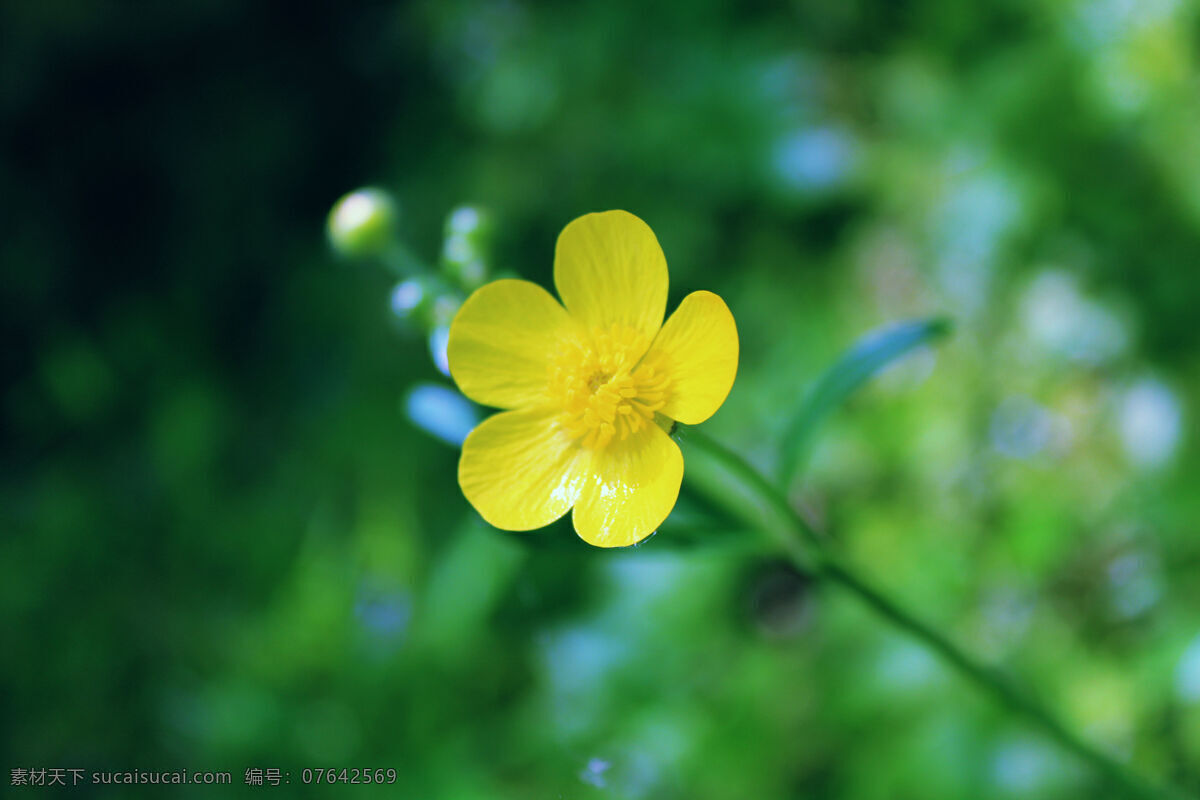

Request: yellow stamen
left=548, top=324, right=671, bottom=451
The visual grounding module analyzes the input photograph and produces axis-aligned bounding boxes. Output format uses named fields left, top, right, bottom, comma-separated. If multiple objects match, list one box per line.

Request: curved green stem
left=679, top=427, right=1184, bottom=800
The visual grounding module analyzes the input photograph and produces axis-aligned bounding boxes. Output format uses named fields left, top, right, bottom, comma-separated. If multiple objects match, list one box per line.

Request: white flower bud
left=327, top=188, right=397, bottom=258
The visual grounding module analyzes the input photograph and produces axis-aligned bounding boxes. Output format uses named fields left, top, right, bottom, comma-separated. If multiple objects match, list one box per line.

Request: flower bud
left=405, top=382, right=479, bottom=446
left=327, top=188, right=398, bottom=258
left=429, top=326, right=451, bottom=377
left=440, top=205, right=494, bottom=290
left=446, top=204, right=494, bottom=241
left=390, top=276, right=462, bottom=339
left=389, top=278, right=433, bottom=322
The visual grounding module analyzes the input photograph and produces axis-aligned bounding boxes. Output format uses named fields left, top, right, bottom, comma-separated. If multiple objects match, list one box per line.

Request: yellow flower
left=447, top=210, right=739, bottom=547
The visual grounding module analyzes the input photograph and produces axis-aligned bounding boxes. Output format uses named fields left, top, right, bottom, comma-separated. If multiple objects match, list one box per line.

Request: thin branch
left=680, top=427, right=1185, bottom=800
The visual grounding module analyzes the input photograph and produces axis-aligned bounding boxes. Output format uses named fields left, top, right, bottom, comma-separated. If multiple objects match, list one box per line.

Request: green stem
left=680, top=427, right=1183, bottom=800
left=380, top=242, right=429, bottom=279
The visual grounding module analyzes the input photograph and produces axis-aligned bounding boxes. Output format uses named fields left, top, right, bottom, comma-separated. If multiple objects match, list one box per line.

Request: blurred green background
left=3, top=0, right=1199, bottom=797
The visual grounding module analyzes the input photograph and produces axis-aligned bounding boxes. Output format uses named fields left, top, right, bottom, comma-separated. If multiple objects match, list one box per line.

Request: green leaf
left=777, top=317, right=953, bottom=486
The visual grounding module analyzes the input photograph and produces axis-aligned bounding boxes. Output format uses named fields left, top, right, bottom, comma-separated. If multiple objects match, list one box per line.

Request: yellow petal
left=554, top=210, right=668, bottom=345
left=448, top=279, right=575, bottom=409
left=459, top=408, right=591, bottom=530
left=645, top=290, right=739, bottom=425
left=571, top=426, right=683, bottom=548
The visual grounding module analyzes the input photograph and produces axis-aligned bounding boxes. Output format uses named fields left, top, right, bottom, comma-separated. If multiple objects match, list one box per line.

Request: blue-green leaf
left=778, top=317, right=953, bottom=486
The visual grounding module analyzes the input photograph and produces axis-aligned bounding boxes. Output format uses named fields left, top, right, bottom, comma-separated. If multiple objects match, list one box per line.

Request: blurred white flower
left=1176, top=634, right=1200, bottom=703
left=1118, top=377, right=1183, bottom=468
left=991, top=737, right=1059, bottom=795
left=990, top=396, right=1067, bottom=460
left=1107, top=551, right=1162, bottom=619
left=579, top=758, right=611, bottom=788
left=1020, top=271, right=1128, bottom=365
left=933, top=166, right=1026, bottom=316
left=772, top=126, right=858, bottom=192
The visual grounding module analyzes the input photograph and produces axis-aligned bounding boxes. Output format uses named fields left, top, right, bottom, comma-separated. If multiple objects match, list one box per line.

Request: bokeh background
left=3, top=0, right=1199, bottom=797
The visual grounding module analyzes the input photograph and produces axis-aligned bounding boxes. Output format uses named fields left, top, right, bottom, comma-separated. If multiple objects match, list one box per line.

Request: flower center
left=549, top=325, right=670, bottom=451
left=586, top=371, right=611, bottom=393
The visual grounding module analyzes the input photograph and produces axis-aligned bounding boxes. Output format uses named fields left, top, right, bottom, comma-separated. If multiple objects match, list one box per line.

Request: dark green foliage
left=2, top=1, right=1198, bottom=798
